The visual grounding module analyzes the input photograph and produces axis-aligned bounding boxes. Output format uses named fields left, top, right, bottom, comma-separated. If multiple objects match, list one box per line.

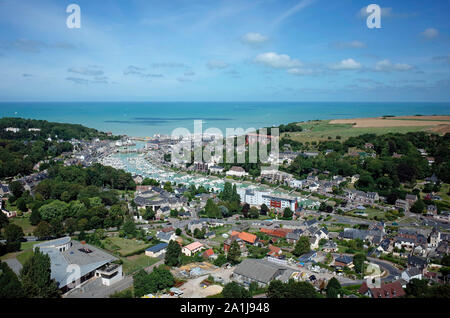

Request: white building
left=236, top=187, right=298, bottom=211
left=226, top=166, right=248, bottom=177
left=181, top=241, right=204, bottom=256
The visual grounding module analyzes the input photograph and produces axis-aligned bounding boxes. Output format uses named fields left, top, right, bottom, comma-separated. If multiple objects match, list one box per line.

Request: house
left=429, top=228, right=441, bottom=248
left=408, top=255, right=428, bottom=270
left=223, top=231, right=258, bottom=253
left=358, top=280, right=405, bottom=298
left=405, top=194, right=418, bottom=206
left=209, top=166, right=224, bottom=174
left=232, top=258, right=294, bottom=287
left=202, top=248, right=216, bottom=260
left=351, top=174, right=360, bottom=184
left=188, top=220, right=204, bottom=232
left=145, top=243, right=168, bottom=257
left=347, top=189, right=379, bottom=204
left=0, top=184, right=10, bottom=196
left=156, top=231, right=177, bottom=243
left=286, top=229, right=303, bottom=244
left=427, top=205, right=438, bottom=216
left=267, top=244, right=282, bottom=257
left=204, top=232, right=216, bottom=239
left=401, top=267, right=423, bottom=283
left=395, top=199, right=409, bottom=212
left=226, top=166, right=248, bottom=177
left=334, top=255, right=353, bottom=268
left=182, top=241, right=204, bottom=256
left=298, top=251, right=317, bottom=264
left=230, top=231, right=258, bottom=245
left=376, top=238, right=393, bottom=254
left=322, top=241, right=338, bottom=253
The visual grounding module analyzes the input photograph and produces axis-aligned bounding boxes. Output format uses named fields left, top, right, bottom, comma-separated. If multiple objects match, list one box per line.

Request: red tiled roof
left=260, top=227, right=292, bottom=238
left=203, top=248, right=214, bottom=257
left=231, top=231, right=257, bottom=244
left=359, top=281, right=405, bottom=298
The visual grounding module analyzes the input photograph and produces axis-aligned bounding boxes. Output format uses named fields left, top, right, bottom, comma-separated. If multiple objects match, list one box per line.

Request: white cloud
left=333, top=41, right=367, bottom=49
left=68, top=66, right=104, bottom=76
left=241, top=32, right=268, bottom=45
left=329, top=58, right=361, bottom=70
left=420, top=28, right=439, bottom=39
left=287, top=68, right=316, bottom=76
left=375, top=59, right=413, bottom=72
left=255, top=52, right=301, bottom=69
left=206, top=60, right=229, bottom=70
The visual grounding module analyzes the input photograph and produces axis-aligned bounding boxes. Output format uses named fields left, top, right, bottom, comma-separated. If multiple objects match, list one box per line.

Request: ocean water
left=0, top=102, right=449, bottom=137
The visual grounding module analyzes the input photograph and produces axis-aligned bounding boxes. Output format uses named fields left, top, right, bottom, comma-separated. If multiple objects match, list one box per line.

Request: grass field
left=282, top=120, right=433, bottom=143
left=121, top=254, right=159, bottom=275
left=0, top=240, right=43, bottom=264
left=11, top=216, right=35, bottom=235
left=102, top=237, right=150, bottom=257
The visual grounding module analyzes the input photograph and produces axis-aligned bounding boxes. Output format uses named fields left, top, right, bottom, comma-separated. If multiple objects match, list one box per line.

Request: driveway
left=4, top=258, right=22, bottom=276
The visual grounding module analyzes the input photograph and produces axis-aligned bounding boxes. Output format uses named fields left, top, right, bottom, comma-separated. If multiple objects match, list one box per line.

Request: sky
left=0, top=0, right=449, bottom=102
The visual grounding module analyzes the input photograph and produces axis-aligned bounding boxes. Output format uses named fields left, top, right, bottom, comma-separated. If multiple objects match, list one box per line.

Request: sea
left=0, top=102, right=449, bottom=137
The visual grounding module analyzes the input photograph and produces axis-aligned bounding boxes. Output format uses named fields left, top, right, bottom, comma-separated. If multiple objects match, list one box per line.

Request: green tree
left=0, top=261, right=25, bottom=298
left=16, top=197, right=28, bottom=212
left=222, top=282, right=251, bottom=298
left=9, top=181, right=24, bottom=198
left=133, top=269, right=151, bottom=298
left=4, top=223, right=24, bottom=243
left=227, top=241, right=241, bottom=264
left=410, top=199, right=426, bottom=214
left=283, top=207, right=293, bottom=219
left=34, top=221, right=52, bottom=240
left=266, top=280, right=286, bottom=298
left=353, top=253, right=366, bottom=274
left=122, top=218, right=136, bottom=237
left=293, top=236, right=311, bottom=257
left=249, top=207, right=260, bottom=219
left=405, top=278, right=430, bottom=297
left=260, top=203, right=269, bottom=215
left=0, top=210, right=8, bottom=230
left=326, top=277, right=342, bottom=298
left=20, top=248, right=60, bottom=298
left=165, top=240, right=181, bottom=267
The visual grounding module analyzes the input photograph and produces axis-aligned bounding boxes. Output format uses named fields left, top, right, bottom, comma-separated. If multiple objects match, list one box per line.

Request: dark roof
left=335, top=255, right=353, bottom=264
left=146, top=243, right=168, bottom=253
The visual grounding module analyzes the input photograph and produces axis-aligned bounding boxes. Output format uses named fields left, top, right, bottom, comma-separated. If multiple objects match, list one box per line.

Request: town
left=1, top=116, right=449, bottom=299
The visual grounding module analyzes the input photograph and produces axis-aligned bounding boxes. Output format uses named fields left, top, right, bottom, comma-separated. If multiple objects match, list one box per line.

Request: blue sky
left=0, top=0, right=449, bottom=102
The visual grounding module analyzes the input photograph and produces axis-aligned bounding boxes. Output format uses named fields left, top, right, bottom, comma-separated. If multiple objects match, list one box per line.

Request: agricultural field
left=283, top=116, right=449, bottom=143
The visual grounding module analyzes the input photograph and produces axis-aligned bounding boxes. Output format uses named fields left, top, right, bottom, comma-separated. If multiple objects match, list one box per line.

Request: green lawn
left=102, top=237, right=150, bottom=257
left=11, top=216, right=35, bottom=235
left=121, top=254, right=159, bottom=275
left=0, top=240, right=43, bottom=264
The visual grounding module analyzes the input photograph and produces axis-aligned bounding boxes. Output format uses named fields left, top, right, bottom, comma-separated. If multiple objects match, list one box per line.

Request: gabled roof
left=231, top=231, right=257, bottom=244
left=359, top=281, right=406, bottom=298
left=146, top=243, right=168, bottom=253
left=183, top=241, right=204, bottom=251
